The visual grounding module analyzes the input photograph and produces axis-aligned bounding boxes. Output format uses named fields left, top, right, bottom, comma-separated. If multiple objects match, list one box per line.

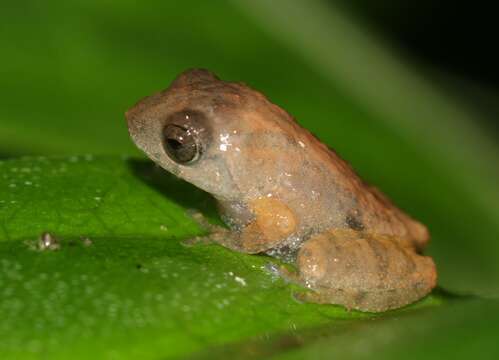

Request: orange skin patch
left=244, top=197, right=297, bottom=251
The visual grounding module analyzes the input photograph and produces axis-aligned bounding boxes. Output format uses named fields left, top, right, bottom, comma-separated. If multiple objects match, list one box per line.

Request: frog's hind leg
left=296, top=229, right=437, bottom=312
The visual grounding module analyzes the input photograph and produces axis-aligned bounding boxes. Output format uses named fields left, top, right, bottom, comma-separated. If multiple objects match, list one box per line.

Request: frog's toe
left=180, top=235, right=213, bottom=247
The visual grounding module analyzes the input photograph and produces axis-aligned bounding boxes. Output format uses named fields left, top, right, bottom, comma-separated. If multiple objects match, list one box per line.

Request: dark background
left=336, top=0, right=499, bottom=135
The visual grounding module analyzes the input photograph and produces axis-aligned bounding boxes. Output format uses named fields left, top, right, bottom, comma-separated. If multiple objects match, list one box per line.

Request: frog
left=126, top=69, right=437, bottom=312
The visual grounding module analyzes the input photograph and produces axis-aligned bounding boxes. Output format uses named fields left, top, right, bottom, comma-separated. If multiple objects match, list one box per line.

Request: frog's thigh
left=297, top=229, right=437, bottom=312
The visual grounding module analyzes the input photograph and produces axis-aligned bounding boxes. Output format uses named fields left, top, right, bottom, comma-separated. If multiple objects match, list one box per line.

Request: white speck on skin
left=298, top=141, right=306, bottom=148
left=219, top=133, right=232, bottom=151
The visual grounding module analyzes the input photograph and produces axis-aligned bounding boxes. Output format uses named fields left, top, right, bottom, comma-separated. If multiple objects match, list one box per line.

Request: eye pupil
left=163, top=124, right=200, bottom=164
left=166, top=138, right=182, bottom=151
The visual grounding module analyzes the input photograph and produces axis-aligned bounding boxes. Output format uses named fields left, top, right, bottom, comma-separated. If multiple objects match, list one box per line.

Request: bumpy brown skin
left=126, top=69, right=437, bottom=312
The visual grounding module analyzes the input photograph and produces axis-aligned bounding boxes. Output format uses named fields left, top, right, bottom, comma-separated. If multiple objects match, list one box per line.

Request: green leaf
left=1, top=0, right=499, bottom=358
left=0, top=156, right=442, bottom=359
left=1, top=0, right=498, bottom=296
left=187, top=298, right=499, bottom=360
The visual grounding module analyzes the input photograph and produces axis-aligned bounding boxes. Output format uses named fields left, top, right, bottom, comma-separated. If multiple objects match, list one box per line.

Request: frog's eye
left=162, top=110, right=210, bottom=164
left=162, top=124, right=201, bottom=164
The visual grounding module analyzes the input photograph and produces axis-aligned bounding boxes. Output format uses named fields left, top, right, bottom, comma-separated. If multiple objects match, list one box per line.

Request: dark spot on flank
left=346, top=214, right=364, bottom=231
left=354, top=290, right=368, bottom=304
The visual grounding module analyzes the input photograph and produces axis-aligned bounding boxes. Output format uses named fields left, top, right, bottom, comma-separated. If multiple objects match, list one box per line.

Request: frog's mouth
left=173, top=152, right=241, bottom=203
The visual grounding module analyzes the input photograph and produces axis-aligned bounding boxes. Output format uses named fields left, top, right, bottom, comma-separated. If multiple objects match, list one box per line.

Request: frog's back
left=210, top=71, right=430, bottom=251
left=297, top=125, right=430, bottom=251
left=163, top=69, right=430, bottom=250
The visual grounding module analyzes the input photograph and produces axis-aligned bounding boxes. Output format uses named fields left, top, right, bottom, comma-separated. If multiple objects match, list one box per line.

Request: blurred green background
left=1, top=0, right=498, bottom=359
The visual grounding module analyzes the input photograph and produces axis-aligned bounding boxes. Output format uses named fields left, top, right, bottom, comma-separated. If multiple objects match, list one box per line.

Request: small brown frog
left=126, top=69, right=437, bottom=312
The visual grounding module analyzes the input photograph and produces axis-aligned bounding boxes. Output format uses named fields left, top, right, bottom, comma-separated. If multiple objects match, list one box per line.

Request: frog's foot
left=183, top=209, right=245, bottom=250
left=296, top=229, right=437, bottom=313
left=291, top=289, right=340, bottom=306
left=275, top=265, right=354, bottom=309
left=182, top=209, right=227, bottom=247
left=291, top=288, right=378, bottom=312
left=262, top=262, right=298, bottom=283
left=181, top=234, right=212, bottom=247
left=185, top=209, right=221, bottom=233
left=272, top=266, right=345, bottom=308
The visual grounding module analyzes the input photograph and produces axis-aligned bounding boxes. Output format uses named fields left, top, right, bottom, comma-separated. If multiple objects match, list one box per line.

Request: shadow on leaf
left=127, top=158, right=220, bottom=221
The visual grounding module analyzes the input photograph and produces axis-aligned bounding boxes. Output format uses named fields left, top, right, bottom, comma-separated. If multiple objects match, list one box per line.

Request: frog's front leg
left=188, top=197, right=298, bottom=254
left=232, top=197, right=300, bottom=252
left=296, top=229, right=437, bottom=312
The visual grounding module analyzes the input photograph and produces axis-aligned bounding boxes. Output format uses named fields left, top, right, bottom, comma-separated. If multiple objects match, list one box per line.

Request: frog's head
left=126, top=68, right=304, bottom=202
